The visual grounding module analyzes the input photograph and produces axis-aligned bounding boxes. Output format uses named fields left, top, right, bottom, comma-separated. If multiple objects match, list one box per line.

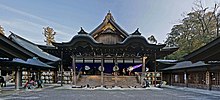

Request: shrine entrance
left=42, top=12, right=177, bottom=87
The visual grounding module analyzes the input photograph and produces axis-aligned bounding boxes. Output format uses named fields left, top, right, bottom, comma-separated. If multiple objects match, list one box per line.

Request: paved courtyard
left=1, top=86, right=220, bottom=100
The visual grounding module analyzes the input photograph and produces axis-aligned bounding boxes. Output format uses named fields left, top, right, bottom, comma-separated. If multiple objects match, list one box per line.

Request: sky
left=0, top=0, right=219, bottom=44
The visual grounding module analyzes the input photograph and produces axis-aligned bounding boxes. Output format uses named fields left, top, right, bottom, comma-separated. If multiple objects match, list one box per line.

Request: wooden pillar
left=82, top=58, right=85, bottom=75
left=141, top=56, right=147, bottom=85
left=60, top=52, right=63, bottom=86
left=170, top=72, right=173, bottom=86
left=133, top=58, right=134, bottom=64
left=0, top=69, right=2, bottom=93
left=15, top=67, right=22, bottom=90
left=206, top=70, right=212, bottom=90
left=114, top=57, right=118, bottom=86
left=37, top=70, right=41, bottom=80
left=184, top=71, right=188, bottom=87
left=101, top=56, right=104, bottom=86
left=72, top=55, right=76, bottom=87
left=154, top=53, right=157, bottom=87
left=123, top=59, right=125, bottom=68
left=54, top=71, right=57, bottom=83
left=0, top=66, right=2, bottom=93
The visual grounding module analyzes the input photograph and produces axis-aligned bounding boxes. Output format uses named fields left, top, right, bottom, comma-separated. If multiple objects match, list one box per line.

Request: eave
left=0, top=34, right=34, bottom=60
left=184, top=37, right=220, bottom=62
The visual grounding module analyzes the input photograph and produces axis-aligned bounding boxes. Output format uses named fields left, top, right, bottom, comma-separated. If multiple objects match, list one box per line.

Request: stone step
left=77, top=75, right=141, bottom=87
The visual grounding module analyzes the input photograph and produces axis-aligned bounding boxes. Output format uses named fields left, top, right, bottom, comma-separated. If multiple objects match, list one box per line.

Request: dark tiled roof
left=26, top=58, right=55, bottom=68
left=9, top=33, right=60, bottom=62
left=0, top=34, right=34, bottom=59
left=0, top=58, right=55, bottom=69
left=156, top=59, right=177, bottom=64
left=162, top=61, right=210, bottom=70
left=162, top=61, right=192, bottom=70
left=53, top=34, right=166, bottom=49
left=184, top=37, right=220, bottom=61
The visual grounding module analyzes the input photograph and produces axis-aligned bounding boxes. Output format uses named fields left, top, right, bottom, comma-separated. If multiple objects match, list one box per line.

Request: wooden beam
left=72, top=55, right=76, bottom=87
left=141, top=56, right=147, bottom=86
left=101, top=55, right=104, bottom=86
left=60, top=50, right=63, bottom=86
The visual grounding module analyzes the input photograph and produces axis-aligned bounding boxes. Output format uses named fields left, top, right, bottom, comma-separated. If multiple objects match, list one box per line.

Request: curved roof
left=0, top=34, right=34, bottom=60
left=9, top=33, right=60, bottom=62
left=53, top=34, right=165, bottom=49
left=118, top=35, right=165, bottom=48
left=53, top=34, right=102, bottom=47
left=53, top=12, right=165, bottom=49
left=50, top=12, right=178, bottom=58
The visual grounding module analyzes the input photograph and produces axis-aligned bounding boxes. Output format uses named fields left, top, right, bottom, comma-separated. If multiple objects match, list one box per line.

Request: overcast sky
left=0, top=0, right=219, bottom=44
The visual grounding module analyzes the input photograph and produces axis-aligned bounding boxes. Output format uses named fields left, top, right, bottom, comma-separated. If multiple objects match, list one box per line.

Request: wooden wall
left=95, top=33, right=123, bottom=44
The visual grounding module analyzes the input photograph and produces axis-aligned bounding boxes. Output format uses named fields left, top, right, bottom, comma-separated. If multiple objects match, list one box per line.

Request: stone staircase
left=77, top=75, right=101, bottom=86
left=77, top=75, right=141, bottom=88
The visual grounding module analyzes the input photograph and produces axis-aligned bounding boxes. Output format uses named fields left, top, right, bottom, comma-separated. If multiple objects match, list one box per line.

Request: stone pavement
left=2, top=83, right=220, bottom=97
left=0, top=83, right=60, bottom=96
left=55, top=84, right=162, bottom=91
left=163, top=85, right=220, bottom=97
left=1, top=85, right=220, bottom=100
left=1, top=84, right=220, bottom=100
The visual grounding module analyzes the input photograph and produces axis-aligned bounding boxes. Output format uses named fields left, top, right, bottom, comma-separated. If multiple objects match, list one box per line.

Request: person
left=0, top=76, right=6, bottom=87
left=122, top=68, right=126, bottom=76
left=24, top=76, right=36, bottom=89
left=36, top=79, right=43, bottom=88
left=143, top=78, right=150, bottom=88
left=31, top=75, right=35, bottom=81
left=127, top=66, right=133, bottom=76
left=30, top=76, right=35, bottom=86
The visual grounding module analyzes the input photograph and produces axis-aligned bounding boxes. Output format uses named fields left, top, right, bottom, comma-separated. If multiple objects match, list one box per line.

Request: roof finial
left=78, top=27, right=88, bottom=34
left=107, top=10, right=112, bottom=16
left=131, top=28, right=141, bottom=35
left=103, top=10, right=114, bottom=22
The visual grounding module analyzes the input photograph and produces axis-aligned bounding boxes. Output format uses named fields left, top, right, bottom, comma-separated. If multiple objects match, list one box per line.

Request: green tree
left=165, top=1, right=220, bottom=60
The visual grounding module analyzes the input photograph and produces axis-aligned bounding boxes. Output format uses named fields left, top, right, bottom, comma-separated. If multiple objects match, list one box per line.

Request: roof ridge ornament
left=78, top=27, right=88, bottom=34
left=131, top=28, right=141, bottom=35
left=103, top=10, right=115, bottom=22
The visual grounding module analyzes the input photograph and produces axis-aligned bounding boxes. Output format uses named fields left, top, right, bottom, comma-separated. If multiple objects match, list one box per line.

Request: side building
left=0, top=33, right=59, bottom=89
left=161, top=37, right=220, bottom=90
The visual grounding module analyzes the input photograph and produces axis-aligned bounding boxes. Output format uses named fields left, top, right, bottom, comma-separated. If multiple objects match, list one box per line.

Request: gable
left=90, top=12, right=129, bottom=44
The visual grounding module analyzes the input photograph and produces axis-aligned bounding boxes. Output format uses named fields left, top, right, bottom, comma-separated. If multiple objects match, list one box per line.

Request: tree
left=0, top=25, right=5, bottom=35
left=148, top=35, right=157, bottom=44
left=43, top=26, right=56, bottom=45
left=165, top=1, right=220, bottom=60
